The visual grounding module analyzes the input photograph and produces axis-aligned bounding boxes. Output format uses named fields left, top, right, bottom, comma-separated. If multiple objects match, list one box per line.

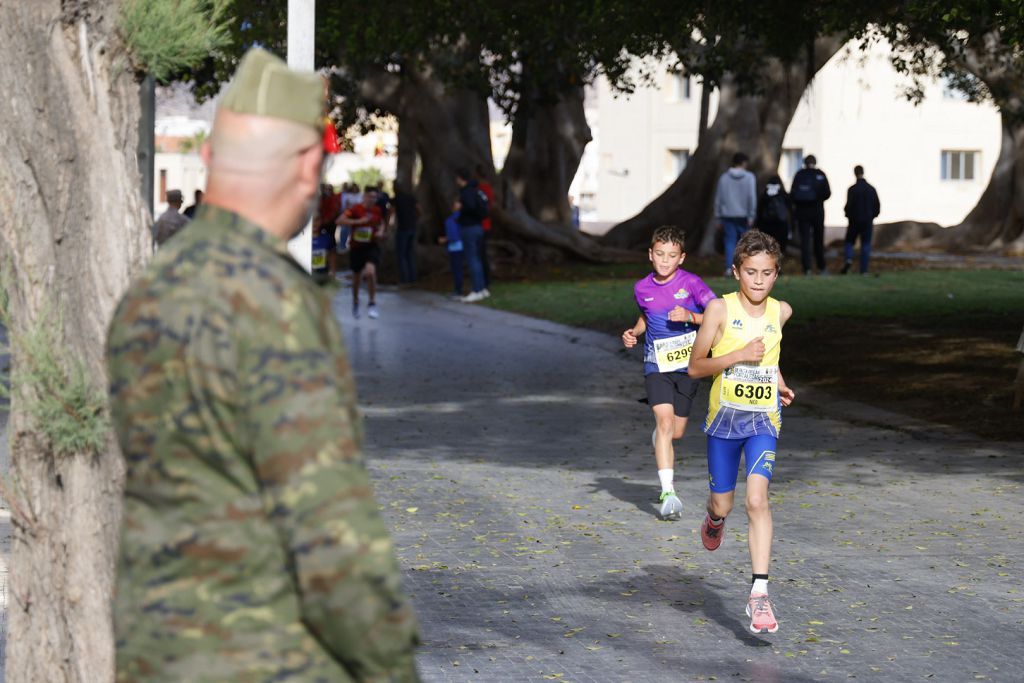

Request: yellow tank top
left=704, top=292, right=783, bottom=438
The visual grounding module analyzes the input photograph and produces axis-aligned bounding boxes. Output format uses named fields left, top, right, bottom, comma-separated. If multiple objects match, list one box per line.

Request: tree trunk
left=935, top=34, right=1024, bottom=253
left=491, top=190, right=637, bottom=263
left=359, top=63, right=493, bottom=240
left=874, top=32, right=1024, bottom=254
left=360, top=63, right=630, bottom=262
left=932, top=115, right=1024, bottom=253
left=0, top=2, right=150, bottom=681
left=602, top=37, right=843, bottom=252
left=501, top=87, right=592, bottom=225
left=394, top=114, right=418, bottom=193
left=698, top=79, right=711, bottom=146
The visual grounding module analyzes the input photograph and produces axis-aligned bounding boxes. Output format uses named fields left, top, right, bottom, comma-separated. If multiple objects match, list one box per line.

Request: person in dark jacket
left=842, top=165, right=881, bottom=274
left=455, top=167, right=490, bottom=302
left=790, top=155, right=831, bottom=275
left=756, top=175, right=793, bottom=253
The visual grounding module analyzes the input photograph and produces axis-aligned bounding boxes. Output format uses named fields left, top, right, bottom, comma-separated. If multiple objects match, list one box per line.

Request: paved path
left=1, top=291, right=1020, bottom=682
left=342, top=288, right=1023, bottom=683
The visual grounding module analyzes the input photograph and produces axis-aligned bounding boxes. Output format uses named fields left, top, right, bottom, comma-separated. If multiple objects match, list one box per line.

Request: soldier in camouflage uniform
left=105, top=48, right=420, bottom=682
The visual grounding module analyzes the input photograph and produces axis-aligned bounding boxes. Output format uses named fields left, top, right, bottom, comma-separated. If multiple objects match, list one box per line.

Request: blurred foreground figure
left=105, top=48, right=420, bottom=682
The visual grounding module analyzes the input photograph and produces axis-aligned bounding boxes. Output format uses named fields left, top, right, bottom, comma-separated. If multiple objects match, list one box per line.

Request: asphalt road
left=1, top=288, right=1021, bottom=682
left=344, top=288, right=1024, bottom=683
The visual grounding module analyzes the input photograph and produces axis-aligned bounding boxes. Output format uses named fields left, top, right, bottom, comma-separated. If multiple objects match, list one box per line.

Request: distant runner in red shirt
left=337, top=190, right=384, bottom=319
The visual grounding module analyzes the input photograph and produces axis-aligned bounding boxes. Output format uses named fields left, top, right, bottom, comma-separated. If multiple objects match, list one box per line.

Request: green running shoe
left=658, top=491, right=682, bottom=520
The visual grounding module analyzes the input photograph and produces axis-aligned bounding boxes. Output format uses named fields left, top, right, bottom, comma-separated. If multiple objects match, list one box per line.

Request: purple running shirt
left=633, top=269, right=716, bottom=376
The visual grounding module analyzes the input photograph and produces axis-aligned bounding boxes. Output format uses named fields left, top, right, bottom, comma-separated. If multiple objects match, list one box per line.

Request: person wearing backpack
left=790, top=155, right=831, bottom=275
left=842, top=165, right=881, bottom=275
left=756, top=175, right=792, bottom=253
left=455, top=167, right=491, bottom=302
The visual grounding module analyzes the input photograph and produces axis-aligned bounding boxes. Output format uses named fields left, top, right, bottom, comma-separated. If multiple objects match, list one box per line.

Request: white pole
left=286, top=0, right=316, bottom=272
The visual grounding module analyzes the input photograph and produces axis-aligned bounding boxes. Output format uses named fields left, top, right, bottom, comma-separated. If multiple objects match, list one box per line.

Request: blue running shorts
left=706, top=434, right=778, bottom=493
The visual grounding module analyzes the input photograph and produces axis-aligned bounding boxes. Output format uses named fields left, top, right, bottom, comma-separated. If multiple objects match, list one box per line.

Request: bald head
left=201, top=109, right=323, bottom=239
left=207, top=108, right=319, bottom=178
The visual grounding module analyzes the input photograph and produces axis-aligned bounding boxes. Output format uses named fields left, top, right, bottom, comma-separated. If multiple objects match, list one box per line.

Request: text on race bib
left=353, top=226, right=374, bottom=243
left=654, top=331, right=697, bottom=373
left=311, top=248, right=326, bottom=269
left=720, top=364, right=778, bottom=412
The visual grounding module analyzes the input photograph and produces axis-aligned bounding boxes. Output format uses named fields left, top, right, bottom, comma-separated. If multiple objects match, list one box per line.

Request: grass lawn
left=477, top=263, right=1024, bottom=442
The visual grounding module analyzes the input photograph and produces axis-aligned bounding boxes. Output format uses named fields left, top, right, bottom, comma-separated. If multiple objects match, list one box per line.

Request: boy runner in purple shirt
left=623, top=226, right=717, bottom=520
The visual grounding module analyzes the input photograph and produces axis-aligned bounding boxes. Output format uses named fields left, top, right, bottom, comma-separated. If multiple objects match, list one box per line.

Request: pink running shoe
left=746, top=593, right=779, bottom=634
left=700, top=514, right=724, bottom=551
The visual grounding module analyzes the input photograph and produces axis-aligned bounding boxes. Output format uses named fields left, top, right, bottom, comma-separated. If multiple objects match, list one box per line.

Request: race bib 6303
left=720, top=364, right=778, bottom=412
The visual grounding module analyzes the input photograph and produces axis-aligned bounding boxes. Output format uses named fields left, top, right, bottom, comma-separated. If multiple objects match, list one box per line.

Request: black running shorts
left=349, top=244, right=380, bottom=273
left=644, top=372, right=700, bottom=418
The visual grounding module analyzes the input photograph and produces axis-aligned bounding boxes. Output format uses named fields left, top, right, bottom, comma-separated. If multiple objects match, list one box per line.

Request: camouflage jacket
left=106, top=206, right=419, bottom=682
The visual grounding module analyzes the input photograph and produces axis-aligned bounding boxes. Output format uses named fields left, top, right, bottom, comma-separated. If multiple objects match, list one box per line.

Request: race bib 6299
left=654, top=331, right=697, bottom=373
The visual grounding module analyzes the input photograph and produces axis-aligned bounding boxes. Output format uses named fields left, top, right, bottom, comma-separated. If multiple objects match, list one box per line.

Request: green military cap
left=220, top=48, right=324, bottom=131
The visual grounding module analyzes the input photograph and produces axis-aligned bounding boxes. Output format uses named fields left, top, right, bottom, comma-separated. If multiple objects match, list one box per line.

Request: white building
left=152, top=40, right=1000, bottom=230
left=580, top=40, right=1002, bottom=231
left=153, top=115, right=210, bottom=215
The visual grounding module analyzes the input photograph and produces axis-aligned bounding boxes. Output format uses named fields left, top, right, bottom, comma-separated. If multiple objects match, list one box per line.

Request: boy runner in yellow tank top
left=687, top=230, right=795, bottom=634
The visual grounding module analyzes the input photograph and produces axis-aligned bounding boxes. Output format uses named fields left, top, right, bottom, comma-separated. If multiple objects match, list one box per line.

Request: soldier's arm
left=243, top=294, right=420, bottom=681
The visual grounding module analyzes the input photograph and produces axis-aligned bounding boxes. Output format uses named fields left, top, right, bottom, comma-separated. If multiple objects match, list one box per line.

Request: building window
left=665, top=72, right=691, bottom=102
left=781, top=148, right=804, bottom=180
left=666, top=148, right=689, bottom=180
left=580, top=191, right=596, bottom=214
left=941, top=150, right=977, bottom=180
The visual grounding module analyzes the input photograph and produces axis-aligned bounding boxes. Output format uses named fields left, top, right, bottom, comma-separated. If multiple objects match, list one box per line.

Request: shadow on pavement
left=588, top=477, right=659, bottom=520
left=402, top=565, right=820, bottom=683
left=641, top=565, right=771, bottom=648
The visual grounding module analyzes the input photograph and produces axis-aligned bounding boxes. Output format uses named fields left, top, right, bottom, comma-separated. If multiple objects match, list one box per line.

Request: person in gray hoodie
left=714, top=153, right=758, bottom=275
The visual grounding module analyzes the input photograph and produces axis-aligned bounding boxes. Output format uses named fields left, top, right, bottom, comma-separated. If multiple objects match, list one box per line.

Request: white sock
left=658, top=469, right=674, bottom=493
left=751, top=578, right=769, bottom=595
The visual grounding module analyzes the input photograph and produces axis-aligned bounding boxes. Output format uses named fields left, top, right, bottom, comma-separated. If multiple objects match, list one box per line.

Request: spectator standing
left=713, top=153, right=758, bottom=276
left=569, top=194, right=581, bottom=230
left=441, top=200, right=465, bottom=298
left=474, top=165, right=495, bottom=291
left=105, top=48, right=419, bottom=680
left=341, top=182, right=361, bottom=211
left=183, top=189, right=203, bottom=219
left=456, top=167, right=490, bottom=302
left=790, top=154, right=832, bottom=275
left=756, top=175, right=793, bottom=253
left=842, top=165, right=881, bottom=275
left=375, top=181, right=393, bottom=229
left=318, top=183, right=342, bottom=278
left=153, top=189, right=189, bottom=245
left=393, top=182, right=419, bottom=285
